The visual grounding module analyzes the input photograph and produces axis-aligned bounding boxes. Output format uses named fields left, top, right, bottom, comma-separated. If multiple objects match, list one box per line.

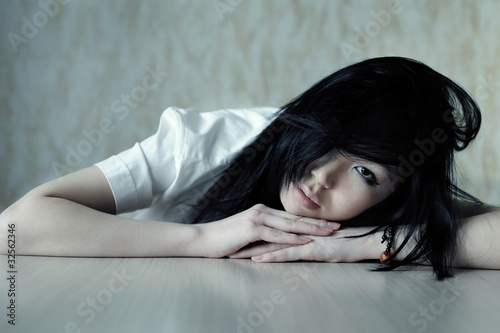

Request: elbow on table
left=0, top=194, right=35, bottom=255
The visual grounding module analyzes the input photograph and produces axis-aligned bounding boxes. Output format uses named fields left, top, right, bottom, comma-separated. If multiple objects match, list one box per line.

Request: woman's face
left=280, top=153, right=399, bottom=221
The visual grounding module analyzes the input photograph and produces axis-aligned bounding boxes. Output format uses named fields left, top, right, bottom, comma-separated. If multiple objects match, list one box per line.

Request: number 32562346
left=7, top=223, right=16, bottom=269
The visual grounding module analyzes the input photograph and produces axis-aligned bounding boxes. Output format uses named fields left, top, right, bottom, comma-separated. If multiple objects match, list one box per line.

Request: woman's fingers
left=259, top=205, right=341, bottom=236
left=208, top=204, right=340, bottom=258
left=266, top=206, right=341, bottom=228
left=263, top=213, right=337, bottom=236
left=251, top=245, right=312, bottom=263
left=257, top=226, right=313, bottom=245
left=229, top=243, right=292, bottom=259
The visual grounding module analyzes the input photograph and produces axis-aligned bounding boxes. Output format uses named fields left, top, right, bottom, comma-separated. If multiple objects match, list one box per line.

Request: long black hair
left=192, top=56, right=482, bottom=279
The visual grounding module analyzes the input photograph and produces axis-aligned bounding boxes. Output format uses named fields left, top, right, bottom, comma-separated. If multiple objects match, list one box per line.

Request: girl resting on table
left=1, top=56, right=499, bottom=279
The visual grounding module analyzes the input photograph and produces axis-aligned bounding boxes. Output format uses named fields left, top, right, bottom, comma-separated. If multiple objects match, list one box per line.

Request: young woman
left=1, top=57, right=498, bottom=279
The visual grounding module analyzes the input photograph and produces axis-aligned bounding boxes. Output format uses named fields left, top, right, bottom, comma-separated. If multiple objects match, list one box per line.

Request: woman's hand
left=195, top=204, right=341, bottom=259
left=228, top=226, right=382, bottom=263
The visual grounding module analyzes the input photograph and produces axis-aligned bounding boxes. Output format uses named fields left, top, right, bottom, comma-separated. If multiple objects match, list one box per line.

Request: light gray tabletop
left=1, top=256, right=499, bottom=333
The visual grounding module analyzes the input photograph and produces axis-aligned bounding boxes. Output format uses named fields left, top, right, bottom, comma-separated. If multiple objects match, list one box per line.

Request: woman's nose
left=311, top=164, right=335, bottom=189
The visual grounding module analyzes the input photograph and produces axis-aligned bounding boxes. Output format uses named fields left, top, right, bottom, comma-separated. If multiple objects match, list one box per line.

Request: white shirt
left=95, top=106, right=278, bottom=223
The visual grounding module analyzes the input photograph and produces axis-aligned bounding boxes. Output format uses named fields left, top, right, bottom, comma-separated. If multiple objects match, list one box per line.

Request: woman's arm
left=231, top=202, right=500, bottom=270
left=0, top=166, right=338, bottom=257
left=0, top=166, right=201, bottom=257
left=453, top=203, right=500, bottom=269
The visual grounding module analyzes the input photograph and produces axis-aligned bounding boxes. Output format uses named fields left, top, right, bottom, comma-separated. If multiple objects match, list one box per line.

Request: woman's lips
left=293, top=185, right=320, bottom=210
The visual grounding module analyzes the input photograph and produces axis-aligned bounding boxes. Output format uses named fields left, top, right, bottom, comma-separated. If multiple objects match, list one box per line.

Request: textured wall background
left=1, top=0, right=499, bottom=211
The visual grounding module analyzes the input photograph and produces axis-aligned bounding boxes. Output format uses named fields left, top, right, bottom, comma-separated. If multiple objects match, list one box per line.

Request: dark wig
left=192, top=56, right=482, bottom=279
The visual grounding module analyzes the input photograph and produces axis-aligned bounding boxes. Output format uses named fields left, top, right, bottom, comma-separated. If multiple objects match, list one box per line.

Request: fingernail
left=327, top=222, right=341, bottom=230
left=252, top=255, right=264, bottom=262
left=299, top=236, right=313, bottom=243
left=320, top=227, right=334, bottom=234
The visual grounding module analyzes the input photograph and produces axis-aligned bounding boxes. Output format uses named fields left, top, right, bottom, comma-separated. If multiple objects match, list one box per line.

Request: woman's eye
left=355, top=166, right=379, bottom=185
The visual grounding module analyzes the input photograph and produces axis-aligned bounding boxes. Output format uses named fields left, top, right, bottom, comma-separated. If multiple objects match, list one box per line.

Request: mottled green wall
left=1, top=0, right=499, bottom=210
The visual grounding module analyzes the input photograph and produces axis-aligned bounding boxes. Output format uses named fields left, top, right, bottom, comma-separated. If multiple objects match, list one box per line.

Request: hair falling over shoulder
left=193, top=56, right=482, bottom=279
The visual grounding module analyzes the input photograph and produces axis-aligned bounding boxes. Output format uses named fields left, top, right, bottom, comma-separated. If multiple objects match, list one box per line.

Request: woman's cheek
left=327, top=190, right=372, bottom=220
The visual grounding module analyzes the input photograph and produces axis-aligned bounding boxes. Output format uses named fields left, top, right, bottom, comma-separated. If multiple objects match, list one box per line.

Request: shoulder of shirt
left=159, top=106, right=280, bottom=140
left=158, top=106, right=280, bottom=165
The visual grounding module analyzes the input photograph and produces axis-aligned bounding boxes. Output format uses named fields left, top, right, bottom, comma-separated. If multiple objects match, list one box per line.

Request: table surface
left=1, top=256, right=499, bottom=333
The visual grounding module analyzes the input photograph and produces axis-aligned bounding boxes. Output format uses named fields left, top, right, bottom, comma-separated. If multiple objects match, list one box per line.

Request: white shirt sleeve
left=95, top=108, right=179, bottom=214
left=95, top=106, right=278, bottom=219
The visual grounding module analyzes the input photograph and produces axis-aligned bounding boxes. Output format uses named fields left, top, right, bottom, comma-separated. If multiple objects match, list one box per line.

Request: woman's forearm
left=0, top=194, right=202, bottom=257
left=385, top=208, right=500, bottom=269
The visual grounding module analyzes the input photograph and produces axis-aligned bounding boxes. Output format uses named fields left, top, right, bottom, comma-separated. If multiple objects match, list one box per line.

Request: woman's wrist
left=149, top=222, right=204, bottom=258
left=179, top=224, right=209, bottom=257
left=190, top=222, right=229, bottom=258
left=369, top=225, right=413, bottom=263
left=363, top=228, right=386, bottom=261
left=358, top=227, right=401, bottom=262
